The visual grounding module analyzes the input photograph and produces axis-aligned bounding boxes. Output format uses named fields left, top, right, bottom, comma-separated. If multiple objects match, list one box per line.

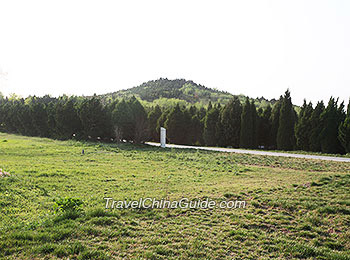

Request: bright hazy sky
left=0, top=0, right=349, bottom=106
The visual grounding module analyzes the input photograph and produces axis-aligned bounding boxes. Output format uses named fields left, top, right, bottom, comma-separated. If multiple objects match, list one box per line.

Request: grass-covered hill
left=98, top=78, right=277, bottom=107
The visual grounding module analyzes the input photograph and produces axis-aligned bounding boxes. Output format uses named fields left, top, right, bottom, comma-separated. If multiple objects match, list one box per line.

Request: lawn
left=0, top=133, right=350, bottom=259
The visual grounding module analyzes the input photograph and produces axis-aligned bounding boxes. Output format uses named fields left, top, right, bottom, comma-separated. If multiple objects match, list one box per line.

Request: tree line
left=0, top=90, right=349, bottom=154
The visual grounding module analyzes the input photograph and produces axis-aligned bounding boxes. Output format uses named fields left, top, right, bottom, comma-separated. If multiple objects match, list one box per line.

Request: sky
left=0, top=0, right=349, bottom=106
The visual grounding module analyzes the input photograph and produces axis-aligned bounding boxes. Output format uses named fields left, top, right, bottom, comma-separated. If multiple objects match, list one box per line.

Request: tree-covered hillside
left=98, top=78, right=277, bottom=108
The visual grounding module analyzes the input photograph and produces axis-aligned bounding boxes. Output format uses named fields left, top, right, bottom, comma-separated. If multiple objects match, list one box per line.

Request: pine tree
left=270, top=96, right=283, bottom=149
left=148, top=105, right=162, bottom=141
left=239, top=98, right=258, bottom=148
left=240, top=98, right=252, bottom=148
left=207, top=101, right=213, bottom=112
left=250, top=101, right=258, bottom=148
left=257, top=105, right=272, bottom=148
left=188, top=106, right=197, bottom=117
left=156, top=108, right=170, bottom=137
left=215, top=104, right=225, bottom=147
left=164, top=104, right=190, bottom=144
left=29, top=99, right=50, bottom=138
left=112, top=99, right=134, bottom=141
left=198, top=107, right=207, bottom=121
left=17, top=102, right=35, bottom=136
left=79, top=96, right=111, bottom=140
left=188, top=114, right=203, bottom=145
left=277, top=90, right=296, bottom=151
left=221, top=97, right=242, bottom=147
left=55, top=97, right=82, bottom=140
left=338, top=99, right=350, bottom=153
left=203, top=106, right=220, bottom=146
left=309, top=101, right=325, bottom=152
left=295, top=100, right=313, bottom=151
left=129, top=97, right=149, bottom=143
left=319, top=97, right=345, bottom=154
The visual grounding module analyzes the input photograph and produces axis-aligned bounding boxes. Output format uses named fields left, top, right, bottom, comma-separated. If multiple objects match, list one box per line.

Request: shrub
left=53, top=197, right=83, bottom=214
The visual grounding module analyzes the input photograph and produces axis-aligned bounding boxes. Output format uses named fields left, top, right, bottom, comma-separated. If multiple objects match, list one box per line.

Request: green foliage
left=277, top=90, right=296, bottom=150
left=112, top=99, right=134, bottom=141
left=270, top=96, right=282, bottom=149
left=0, top=83, right=349, bottom=155
left=148, top=105, right=162, bottom=141
left=78, top=96, right=112, bottom=140
left=156, top=107, right=170, bottom=136
left=309, top=101, right=325, bottom=152
left=319, top=98, right=345, bottom=154
left=97, top=78, right=277, bottom=108
left=112, top=97, right=149, bottom=143
left=240, top=98, right=257, bottom=148
left=220, top=97, right=242, bottom=147
left=29, top=98, right=50, bottom=137
left=53, top=197, right=83, bottom=213
left=257, top=105, right=272, bottom=148
left=203, top=106, right=220, bottom=146
left=129, top=97, right=149, bottom=143
left=55, top=96, right=82, bottom=140
left=164, top=104, right=191, bottom=144
left=295, top=100, right=313, bottom=151
left=338, top=100, right=350, bottom=153
left=189, top=114, right=204, bottom=145
left=100, top=78, right=234, bottom=105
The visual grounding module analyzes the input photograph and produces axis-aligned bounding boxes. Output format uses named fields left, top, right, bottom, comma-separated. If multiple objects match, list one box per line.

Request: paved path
left=146, top=142, right=350, bottom=163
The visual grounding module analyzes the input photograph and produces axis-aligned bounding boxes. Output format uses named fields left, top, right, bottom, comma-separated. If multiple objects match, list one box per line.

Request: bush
left=53, top=197, right=83, bottom=213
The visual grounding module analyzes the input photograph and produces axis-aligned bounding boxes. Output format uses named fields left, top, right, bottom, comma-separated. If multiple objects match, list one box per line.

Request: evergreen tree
left=129, top=97, right=149, bottom=143
left=29, top=98, right=50, bottom=137
left=309, top=101, right=325, bottom=152
left=338, top=99, right=350, bottom=153
left=270, top=96, right=283, bottom=149
left=203, top=106, right=220, bottom=146
left=239, top=98, right=258, bottom=148
left=1, top=101, right=16, bottom=133
left=190, top=114, right=204, bottom=145
left=79, top=96, right=111, bottom=140
left=295, top=100, right=313, bottom=151
left=164, top=104, right=190, bottom=144
left=17, top=102, right=36, bottom=136
left=215, top=104, right=225, bottom=147
left=250, top=101, right=258, bottom=148
left=188, top=106, right=197, bottom=117
left=148, top=105, right=162, bottom=141
left=198, top=107, right=207, bottom=121
left=277, top=90, right=296, bottom=151
left=55, top=97, right=82, bottom=140
left=112, top=99, right=134, bottom=141
left=156, top=108, right=170, bottom=137
left=240, top=98, right=252, bottom=148
left=221, top=97, right=242, bottom=147
left=46, top=101, right=57, bottom=138
left=319, top=97, right=345, bottom=154
left=207, top=101, right=213, bottom=112
left=9, top=100, right=25, bottom=134
left=257, top=105, right=272, bottom=148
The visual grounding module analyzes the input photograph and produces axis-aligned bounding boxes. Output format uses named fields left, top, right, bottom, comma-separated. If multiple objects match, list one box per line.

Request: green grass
left=0, top=132, right=350, bottom=259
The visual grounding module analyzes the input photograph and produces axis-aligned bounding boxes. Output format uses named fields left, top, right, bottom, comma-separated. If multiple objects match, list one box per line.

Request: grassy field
left=0, top=133, right=350, bottom=260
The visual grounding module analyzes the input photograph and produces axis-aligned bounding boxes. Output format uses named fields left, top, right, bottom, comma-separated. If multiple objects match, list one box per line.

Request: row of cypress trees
left=0, top=90, right=349, bottom=154
left=147, top=90, right=350, bottom=154
left=0, top=95, right=148, bottom=143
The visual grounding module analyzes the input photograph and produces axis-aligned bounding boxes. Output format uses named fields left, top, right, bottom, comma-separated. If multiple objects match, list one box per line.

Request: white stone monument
left=160, top=127, right=166, bottom=148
